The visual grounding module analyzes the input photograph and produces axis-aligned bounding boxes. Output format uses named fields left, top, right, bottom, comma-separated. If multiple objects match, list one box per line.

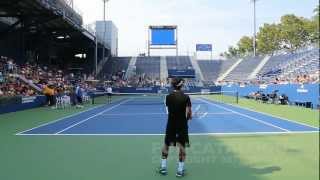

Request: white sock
left=178, top=162, right=184, bottom=172
left=161, top=159, right=167, bottom=168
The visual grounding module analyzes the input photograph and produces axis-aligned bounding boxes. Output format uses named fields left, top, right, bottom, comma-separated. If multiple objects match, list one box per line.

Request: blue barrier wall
left=0, top=96, right=47, bottom=114
left=222, top=84, right=319, bottom=108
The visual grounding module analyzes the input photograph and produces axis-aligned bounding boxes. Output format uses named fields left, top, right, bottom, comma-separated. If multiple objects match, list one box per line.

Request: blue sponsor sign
left=168, top=69, right=196, bottom=78
left=196, top=44, right=212, bottom=51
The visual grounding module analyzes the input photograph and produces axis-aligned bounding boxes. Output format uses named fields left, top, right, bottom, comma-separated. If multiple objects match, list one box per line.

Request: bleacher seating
left=135, top=56, right=160, bottom=79
left=166, top=56, right=193, bottom=70
left=258, top=54, right=295, bottom=78
left=258, top=48, right=319, bottom=81
left=98, top=49, right=318, bottom=85
left=278, top=49, right=319, bottom=80
left=100, top=57, right=130, bottom=78
left=198, top=60, right=221, bottom=81
left=197, top=59, right=238, bottom=86
left=225, top=57, right=262, bottom=81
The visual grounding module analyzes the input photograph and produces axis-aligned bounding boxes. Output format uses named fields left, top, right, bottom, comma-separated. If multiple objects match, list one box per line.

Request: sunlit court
left=0, top=0, right=319, bottom=180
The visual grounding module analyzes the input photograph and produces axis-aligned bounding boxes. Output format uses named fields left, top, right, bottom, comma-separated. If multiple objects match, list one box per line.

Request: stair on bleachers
left=125, top=57, right=137, bottom=79
left=248, top=55, right=271, bottom=79
left=224, top=57, right=262, bottom=81
left=217, top=58, right=244, bottom=82
left=160, top=56, right=168, bottom=81
left=96, top=56, right=110, bottom=75
left=190, top=56, right=205, bottom=82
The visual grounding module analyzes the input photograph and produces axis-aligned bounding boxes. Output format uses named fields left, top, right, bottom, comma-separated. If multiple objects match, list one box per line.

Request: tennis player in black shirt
left=158, top=78, right=192, bottom=177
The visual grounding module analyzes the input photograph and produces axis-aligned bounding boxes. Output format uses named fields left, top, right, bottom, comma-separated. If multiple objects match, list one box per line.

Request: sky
left=73, top=0, right=318, bottom=58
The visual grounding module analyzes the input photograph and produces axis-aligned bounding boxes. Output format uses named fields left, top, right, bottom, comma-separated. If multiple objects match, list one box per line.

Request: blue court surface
left=16, top=97, right=319, bottom=136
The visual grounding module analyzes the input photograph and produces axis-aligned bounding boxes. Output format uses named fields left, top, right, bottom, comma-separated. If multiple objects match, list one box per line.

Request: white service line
left=100, top=112, right=166, bottom=116
left=199, top=99, right=290, bottom=132
left=99, top=112, right=233, bottom=116
left=16, top=131, right=319, bottom=136
left=54, top=99, right=131, bottom=134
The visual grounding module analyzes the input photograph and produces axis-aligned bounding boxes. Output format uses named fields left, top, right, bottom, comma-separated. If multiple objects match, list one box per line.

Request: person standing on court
left=158, top=78, right=192, bottom=177
left=106, top=85, right=113, bottom=103
left=75, top=84, right=84, bottom=108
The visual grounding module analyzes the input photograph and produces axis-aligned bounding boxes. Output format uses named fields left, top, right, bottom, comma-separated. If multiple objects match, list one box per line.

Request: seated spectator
left=261, top=94, right=269, bottom=103
left=269, top=90, right=278, bottom=104
left=279, top=94, right=289, bottom=105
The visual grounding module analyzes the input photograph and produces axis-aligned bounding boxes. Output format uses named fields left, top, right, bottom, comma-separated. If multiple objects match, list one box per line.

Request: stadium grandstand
left=0, top=0, right=319, bottom=180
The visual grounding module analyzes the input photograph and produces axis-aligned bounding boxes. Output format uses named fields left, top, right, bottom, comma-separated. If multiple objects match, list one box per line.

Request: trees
left=222, top=36, right=253, bottom=58
left=224, top=46, right=240, bottom=58
left=279, top=14, right=310, bottom=51
left=237, top=36, right=254, bottom=56
left=257, top=23, right=281, bottom=55
left=223, top=6, right=319, bottom=58
left=310, top=5, right=319, bottom=44
left=303, top=18, right=318, bottom=44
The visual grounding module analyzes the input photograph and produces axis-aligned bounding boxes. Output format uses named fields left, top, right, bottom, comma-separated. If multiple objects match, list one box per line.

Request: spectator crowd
left=0, top=56, right=93, bottom=108
left=105, top=70, right=166, bottom=88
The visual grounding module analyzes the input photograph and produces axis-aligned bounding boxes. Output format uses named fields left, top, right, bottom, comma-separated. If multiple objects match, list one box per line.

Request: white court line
left=100, top=112, right=166, bottom=116
left=194, top=105, right=201, bottom=112
left=99, top=112, right=234, bottom=116
left=199, top=99, right=290, bottom=132
left=16, top=131, right=319, bottom=136
left=15, top=104, right=107, bottom=135
left=15, top=98, right=127, bottom=135
left=206, top=98, right=319, bottom=130
left=54, top=99, right=131, bottom=134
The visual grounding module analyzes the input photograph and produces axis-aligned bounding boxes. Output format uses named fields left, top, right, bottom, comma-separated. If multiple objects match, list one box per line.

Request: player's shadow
left=176, top=136, right=283, bottom=180
left=249, top=166, right=281, bottom=175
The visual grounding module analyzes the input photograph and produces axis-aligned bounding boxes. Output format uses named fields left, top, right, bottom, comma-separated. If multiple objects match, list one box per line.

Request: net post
left=90, top=92, right=95, bottom=105
left=236, top=92, right=239, bottom=104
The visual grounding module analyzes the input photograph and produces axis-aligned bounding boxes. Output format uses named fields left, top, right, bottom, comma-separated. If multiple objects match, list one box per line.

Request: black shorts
left=164, top=125, right=190, bottom=148
left=107, top=93, right=112, bottom=97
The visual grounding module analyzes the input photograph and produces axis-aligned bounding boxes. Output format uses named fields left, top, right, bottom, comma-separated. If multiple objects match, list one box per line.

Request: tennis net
left=91, top=91, right=239, bottom=105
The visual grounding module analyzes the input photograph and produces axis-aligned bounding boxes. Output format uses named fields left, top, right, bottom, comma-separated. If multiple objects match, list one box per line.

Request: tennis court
left=17, top=94, right=318, bottom=136
left=0, top=93, right=319, bottom=180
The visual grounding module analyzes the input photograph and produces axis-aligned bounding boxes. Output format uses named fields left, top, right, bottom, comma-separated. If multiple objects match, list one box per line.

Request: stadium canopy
left=0, top=0, right=109, bottom=74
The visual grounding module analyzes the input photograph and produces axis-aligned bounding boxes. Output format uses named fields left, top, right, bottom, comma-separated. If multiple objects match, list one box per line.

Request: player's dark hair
left=171, top=78, right=184, bottom=90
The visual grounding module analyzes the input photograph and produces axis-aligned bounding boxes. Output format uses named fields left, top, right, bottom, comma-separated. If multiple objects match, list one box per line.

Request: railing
left=38, top=0, right=83, bottom=26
